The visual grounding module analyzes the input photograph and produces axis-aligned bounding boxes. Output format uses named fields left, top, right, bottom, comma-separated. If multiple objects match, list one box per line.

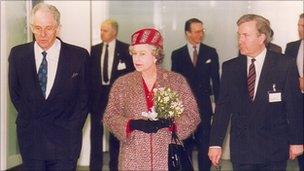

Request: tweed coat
left=103, top=67, right=201, bottom=170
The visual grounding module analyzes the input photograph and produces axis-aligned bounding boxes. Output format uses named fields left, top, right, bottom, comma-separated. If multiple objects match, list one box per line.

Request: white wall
left=0, top=1, right=31, bottom=170
left=249, top=1, right=303, bottom=51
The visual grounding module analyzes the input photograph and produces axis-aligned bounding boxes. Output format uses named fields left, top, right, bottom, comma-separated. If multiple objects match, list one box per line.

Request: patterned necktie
left=248, top=58, right=256, bottom=101
left=103, top=44, right=109, bottom=83
left=38, top=51, right=48, bottom=98
left=193, top=45, right=198, bottom=66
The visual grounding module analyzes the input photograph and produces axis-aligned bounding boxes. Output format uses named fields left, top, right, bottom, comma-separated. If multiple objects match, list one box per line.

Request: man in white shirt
left=285, top=12, right=304, bottom=171
left=87, top=19, right=134, bottom=171
left=209, top=14, right=303, bottom=171
left=8, top=3, right=89, bottom=170
left=171, top=18, right=220, bottom=171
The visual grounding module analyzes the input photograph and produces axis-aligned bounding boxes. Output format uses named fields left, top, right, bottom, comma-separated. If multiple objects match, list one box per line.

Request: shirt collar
left=247, top=47, right=267, bottom=65
left=103, top=39, right=116, bottom=48
left=34, top=38, right=61, bottom=61
left=187, top=42, right=200, bottom=49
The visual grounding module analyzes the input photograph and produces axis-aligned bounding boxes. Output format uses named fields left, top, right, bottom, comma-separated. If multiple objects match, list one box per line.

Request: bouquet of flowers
left=142, top=87, right=184, bottom=120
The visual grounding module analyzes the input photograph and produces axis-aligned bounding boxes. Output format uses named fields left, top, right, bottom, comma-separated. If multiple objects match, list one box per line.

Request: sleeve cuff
left=126, top=119, right=133, bottom=138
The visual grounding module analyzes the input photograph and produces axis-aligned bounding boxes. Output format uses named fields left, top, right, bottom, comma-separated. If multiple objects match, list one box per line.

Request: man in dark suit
left=8, top=3, right=88, bottom=171
left=285, top=12, right=304, bottom=171
left=87, top=19, right=134, bottom=171
left=171, top=18, right=220, bottom=171
left=209, top=14, right=303, bottom=171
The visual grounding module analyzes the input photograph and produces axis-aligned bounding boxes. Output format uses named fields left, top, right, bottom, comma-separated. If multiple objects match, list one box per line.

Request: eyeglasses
left=31, top=24, right=57, bottom=34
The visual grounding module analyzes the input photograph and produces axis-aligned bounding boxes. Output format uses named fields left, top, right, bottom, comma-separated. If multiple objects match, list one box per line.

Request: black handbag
left=168, top=131, right=194, bottom=171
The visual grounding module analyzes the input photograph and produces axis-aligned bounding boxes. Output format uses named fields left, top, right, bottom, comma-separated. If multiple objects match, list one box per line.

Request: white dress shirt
left=297, top=40, right=303, bottom=78
left=34, top=39, right=61, bottom=98
left=101, top=39, right=116, bottom=85
left=187, top=42, right=200, bottom=63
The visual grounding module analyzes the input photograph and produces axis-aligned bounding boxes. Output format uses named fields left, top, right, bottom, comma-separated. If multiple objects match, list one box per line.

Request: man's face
left=237, top=20, right=266, bottom=57
left=100, top=23, right=116, bottom=43
left=186, top=22, right=204, bottom=45
left=298, top=17, right=304, bottom=40
left=31, top=9, right=59, bottom=50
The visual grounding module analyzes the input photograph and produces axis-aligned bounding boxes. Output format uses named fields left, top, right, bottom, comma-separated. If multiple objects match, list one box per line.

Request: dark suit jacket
left=210, top=50, right=303, bottom=164
left=8, top=40, right=89, bottom=160
left=285, top=40, right=301, bottom=59
left=171, top=43, right=220, bottom=121
left=267, top=42, right=282, bottom=54
left=87, top=40, right=134, bottom=116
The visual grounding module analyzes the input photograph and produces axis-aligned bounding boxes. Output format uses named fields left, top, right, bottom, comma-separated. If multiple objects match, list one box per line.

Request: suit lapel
left=46, top=42, right=67, bottom=101
left=254, top=51, right=275, bottom=103
left=183, top=46, right=195, bottom=70
left=110, top=41, right=120, bottom=80
left=97, top=43, right=103, bottom=83
left=27, top=42, right=48, bottom=101
left=197, top=43, right=206, bottom=66
left=237, top=56, right=250, bottom=102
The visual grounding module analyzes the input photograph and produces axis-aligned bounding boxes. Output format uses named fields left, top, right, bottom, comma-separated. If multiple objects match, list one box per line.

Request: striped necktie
left=248, top=58, right=256, bottom=101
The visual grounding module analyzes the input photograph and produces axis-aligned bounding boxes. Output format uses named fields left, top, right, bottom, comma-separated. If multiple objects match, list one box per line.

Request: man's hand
left=299, top=77, right=304, bottom=91
left=289, top=145, right=304, bottom=160
left=208, top=148, right=222, bottom=167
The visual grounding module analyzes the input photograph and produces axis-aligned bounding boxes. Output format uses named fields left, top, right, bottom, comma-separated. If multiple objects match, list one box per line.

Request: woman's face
left=130, top=44, right=157, bottom=72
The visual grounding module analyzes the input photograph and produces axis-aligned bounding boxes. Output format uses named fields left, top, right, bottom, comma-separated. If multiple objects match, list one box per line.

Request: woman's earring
left=154, top=59, right=157, bottom=64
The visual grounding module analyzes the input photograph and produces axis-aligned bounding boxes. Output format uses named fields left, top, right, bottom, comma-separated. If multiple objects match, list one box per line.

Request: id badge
left=268, top=84, right=282, bottom=103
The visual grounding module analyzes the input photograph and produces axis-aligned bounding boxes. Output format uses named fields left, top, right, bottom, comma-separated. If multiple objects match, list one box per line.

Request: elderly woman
left=103, top=28, right=200, bottom=170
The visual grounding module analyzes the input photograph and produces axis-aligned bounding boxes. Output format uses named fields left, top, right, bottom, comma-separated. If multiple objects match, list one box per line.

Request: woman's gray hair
left=30, top=2, right=61, bottom=26
left=129, top=45, right=165, bottom=65
left=151, top=47, right=164, bottom=65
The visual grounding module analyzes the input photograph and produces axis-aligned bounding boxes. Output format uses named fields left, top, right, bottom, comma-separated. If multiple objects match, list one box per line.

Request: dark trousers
left=232, top=161, right=287, bottom=171
left=298, top=94, right=304, bottom=171
left=184, top=121, right=211, bottom=171
left=109, top=133, right=120, bottom=171
left=299, top=154, right=304, bottom=171
left=89, top=113, right=104, bottom=171
left=22, top=159, right=77, bottom=171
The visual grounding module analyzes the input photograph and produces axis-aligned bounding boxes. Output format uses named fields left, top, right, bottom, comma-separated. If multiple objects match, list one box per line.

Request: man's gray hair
left=237, top=14, right=271, bottom=44
left=30, top=2, right=61, bottom=26
left=101, top=19, right=119, bottom=35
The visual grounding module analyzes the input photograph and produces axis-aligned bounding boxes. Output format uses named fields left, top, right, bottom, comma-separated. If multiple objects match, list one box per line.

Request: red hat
left=131, top=28, right=163, bottom=49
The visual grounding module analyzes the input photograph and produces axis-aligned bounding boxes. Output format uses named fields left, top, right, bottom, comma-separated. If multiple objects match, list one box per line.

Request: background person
left=87, top=19, right=134, bottom=171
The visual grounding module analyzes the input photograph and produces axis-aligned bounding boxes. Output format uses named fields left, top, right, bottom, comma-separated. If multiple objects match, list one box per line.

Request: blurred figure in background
left=87, top=19, right=134, bottom=171
left=171, top=18, right=220, bottom=171
left=285, top=12, right=304, bottom=171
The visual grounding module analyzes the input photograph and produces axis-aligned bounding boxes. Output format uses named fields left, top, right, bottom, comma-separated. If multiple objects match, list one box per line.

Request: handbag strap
left=171, top=129, right=184, bottom=146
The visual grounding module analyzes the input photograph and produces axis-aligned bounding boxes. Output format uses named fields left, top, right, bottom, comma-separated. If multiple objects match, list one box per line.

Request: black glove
left=130, top=119, right=171, bottom=133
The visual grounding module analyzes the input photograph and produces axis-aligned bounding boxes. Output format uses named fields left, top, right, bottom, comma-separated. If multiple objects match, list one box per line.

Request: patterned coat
left=104, top=67, right=201, bottom=170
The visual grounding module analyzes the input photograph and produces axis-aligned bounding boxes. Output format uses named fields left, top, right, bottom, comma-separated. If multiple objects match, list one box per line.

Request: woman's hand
left=130, top=119, right=171, bottom=133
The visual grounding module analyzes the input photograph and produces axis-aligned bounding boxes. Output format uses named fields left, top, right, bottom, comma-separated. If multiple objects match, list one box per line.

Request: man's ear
left=259, top=33, right=266, bottom=45
left=56, top=25, right=61, bottom=37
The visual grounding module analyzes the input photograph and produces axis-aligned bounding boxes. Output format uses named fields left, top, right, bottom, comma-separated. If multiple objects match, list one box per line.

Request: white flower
left=141, top=106, right=158, bottom=121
